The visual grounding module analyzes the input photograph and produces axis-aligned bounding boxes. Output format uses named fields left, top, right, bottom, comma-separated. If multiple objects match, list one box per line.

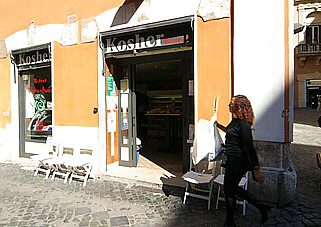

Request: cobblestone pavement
left=0, top=108, right=320, bottom=227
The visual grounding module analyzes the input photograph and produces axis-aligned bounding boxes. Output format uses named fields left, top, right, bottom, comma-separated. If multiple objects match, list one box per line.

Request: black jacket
left=224, top=118, right=260, bottom=170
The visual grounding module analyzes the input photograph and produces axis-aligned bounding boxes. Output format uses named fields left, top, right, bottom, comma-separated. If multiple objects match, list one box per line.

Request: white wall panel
left=234, top=0, right=286, bottom=142
left=5, top=24, right=64, bottom=52
left=5, top=61, right=20, bottom=160
left=0, top=128, right=7, bottom=161
left=54, top=126, right=100, bottom=172
left=96, top=0, right=200, bottom=32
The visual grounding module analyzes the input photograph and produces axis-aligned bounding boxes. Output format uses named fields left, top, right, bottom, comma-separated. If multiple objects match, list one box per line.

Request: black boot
left=256, top=203, right=272, bottom=223
left=223, top=197, right=236, bottom=227
left=238, top=191, right=272, bottom=223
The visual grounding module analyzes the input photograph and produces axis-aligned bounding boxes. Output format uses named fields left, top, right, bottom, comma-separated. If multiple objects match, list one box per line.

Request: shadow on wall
left=111, top=0, right=144, bottom=27
left=246, top=76, right=295, bottom=169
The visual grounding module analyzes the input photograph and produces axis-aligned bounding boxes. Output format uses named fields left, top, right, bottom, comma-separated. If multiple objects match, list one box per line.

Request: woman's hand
left=253, top=169, right=265, bottom=184
left=210, top=114, right=218, bottom=125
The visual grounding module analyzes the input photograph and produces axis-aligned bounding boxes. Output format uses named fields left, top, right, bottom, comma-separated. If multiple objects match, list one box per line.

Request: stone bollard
left=248, top=164, right=297, bottom=207
left=251, top=141, right=297, bottom=207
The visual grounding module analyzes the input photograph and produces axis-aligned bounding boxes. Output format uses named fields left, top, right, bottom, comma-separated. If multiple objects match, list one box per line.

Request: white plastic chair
left=32, top=138, right=59, bottom=179
left=66, top=145, right=95, bottom=187
left=214, top=168, right=249, bottom=216
left=49, top=144, right=75, bottom=183
left=182, top=147, right=216, bottom=210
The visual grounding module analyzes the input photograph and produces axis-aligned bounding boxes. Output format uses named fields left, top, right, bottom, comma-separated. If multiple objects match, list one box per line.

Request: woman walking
left=215, top=95, right=272, bottom=227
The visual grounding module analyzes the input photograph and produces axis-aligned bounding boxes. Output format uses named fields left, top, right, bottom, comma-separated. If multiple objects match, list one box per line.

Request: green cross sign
left=107, top=76, right=116, bottom=96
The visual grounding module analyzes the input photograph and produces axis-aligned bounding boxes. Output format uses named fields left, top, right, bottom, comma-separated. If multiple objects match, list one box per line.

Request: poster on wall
left=106, top=96, right=118, bottom=111
left=120, top=79, right=129, bottom=93
left=122, top=112, right=128, bottom=130
left=121, top=147, right=129, bottom=161
left=189, top=124, right=194, bottom=140
left=189, top=80, right=194, bottom=96
left=121, top=94, right=128, bottom=111
left=107, top=111, right=116, bottom=133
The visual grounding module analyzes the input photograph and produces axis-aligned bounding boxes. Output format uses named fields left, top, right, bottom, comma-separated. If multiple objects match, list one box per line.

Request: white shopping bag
left=192, top=119, right=215, bottom=165
left=192, top=119, right=223, bottom=165
left=209, top=123, right=224, bottom=161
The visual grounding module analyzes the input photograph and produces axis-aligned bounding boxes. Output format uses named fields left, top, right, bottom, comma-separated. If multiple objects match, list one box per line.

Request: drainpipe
left=231, top=0, right=234, bottom=98
left=99, top=34, right=106, bottom=77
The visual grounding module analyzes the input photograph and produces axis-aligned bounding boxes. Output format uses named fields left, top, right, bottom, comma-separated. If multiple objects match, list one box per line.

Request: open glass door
left=119, top=65, right=137, bottom=167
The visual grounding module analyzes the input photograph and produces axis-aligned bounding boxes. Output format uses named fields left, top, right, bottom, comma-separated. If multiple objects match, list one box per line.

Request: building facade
left=294, top=0, right=321, bottom=108
left=0, top=0, right=294, bottom=206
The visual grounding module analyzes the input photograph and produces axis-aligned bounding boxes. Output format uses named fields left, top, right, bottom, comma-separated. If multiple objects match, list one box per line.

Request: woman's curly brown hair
left=230, top=95, right=255, bottom=126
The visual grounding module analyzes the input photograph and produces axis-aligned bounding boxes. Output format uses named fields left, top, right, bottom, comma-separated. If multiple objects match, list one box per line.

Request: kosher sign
left=106, top=34, right=189, bottom=53
left=105, top=29, right=191, bottom=54
left=14, top=48, right=51, bottom=66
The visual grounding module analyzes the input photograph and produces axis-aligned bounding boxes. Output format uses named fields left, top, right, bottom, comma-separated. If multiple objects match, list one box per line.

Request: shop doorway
left=306, top=79, right=321, bottom=109
left=118, top=51, right=194, bottom=174
left=13, top=44, right=52, bottom=158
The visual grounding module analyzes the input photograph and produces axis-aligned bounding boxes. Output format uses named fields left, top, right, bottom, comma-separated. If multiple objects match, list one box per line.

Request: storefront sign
left=13, top=48, right=51, bottom=66
left=102, top=22, right=193, bottom=56
left=105, top=33, right=190, bottom=54
left=17, top=51, right=50, bottom=65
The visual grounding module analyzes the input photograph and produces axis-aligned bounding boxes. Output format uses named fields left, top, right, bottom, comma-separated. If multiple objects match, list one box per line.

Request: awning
left=294, top=23, right=304, bottom=34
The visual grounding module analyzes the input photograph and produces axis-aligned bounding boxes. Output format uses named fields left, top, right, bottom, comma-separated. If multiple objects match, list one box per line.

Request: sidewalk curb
left=99, top=173, right=165, bottom=191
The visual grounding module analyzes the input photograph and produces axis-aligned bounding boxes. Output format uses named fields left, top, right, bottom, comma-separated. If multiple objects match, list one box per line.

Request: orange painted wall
left=53, top=41, right=98, bottom=127
left=0, top=0, right=124, bottom=40
left=197, top=17, right=231, bottom=126
left=0, top=56, right=11, bottom=128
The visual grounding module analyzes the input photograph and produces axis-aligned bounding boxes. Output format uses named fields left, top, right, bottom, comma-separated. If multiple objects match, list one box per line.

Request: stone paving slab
left=0, top=160, right=320, bottom=227
left=0, top=108, right=321, bottom=226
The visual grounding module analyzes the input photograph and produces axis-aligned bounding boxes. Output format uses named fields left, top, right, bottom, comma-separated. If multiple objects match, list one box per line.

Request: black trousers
left=223, top=155, right=248, bottom=200
left=223, top=155, right=271, bottom=225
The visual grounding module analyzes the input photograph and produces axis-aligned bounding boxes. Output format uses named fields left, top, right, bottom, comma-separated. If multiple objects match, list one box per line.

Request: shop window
left=24, top=68, right=52, bottom=142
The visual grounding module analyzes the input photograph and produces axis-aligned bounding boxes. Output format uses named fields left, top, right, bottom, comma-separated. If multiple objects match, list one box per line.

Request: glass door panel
left=119, top=66, right=137, bottom=166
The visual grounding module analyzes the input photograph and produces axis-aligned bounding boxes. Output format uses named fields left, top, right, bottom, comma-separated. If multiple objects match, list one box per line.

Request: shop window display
left=24, top=69, right=52, bottom=142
